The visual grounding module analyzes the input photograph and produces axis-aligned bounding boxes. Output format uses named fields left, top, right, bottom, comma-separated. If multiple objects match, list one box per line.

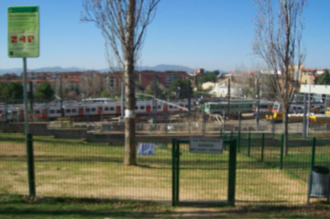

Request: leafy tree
left=34, top=81, right=54, bottom=101
left=135, top=81, right=144, bottom=92
left=193, top=85, right=213, bottom=98
left=0, top=82, right=23, bottom=101
left=67, top=90, right=79, bottom=99
left=146, top=81, right=165, bottom=99
left=101, top=91, right=111, bottom=98
left=316, top=69, right=330, bottom=85
left=205, top=70, right=220, bottom=76
left=65, top=86, right=80, bottom=100
left=198, top=73, right=217, bottom=84
left=166, top=79, right=193, bottom=100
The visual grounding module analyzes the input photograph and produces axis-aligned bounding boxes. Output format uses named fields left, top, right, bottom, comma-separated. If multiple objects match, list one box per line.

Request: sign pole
left=23, top=57, right=29, bottom=135
left=8, top=6, right=39, bottom=197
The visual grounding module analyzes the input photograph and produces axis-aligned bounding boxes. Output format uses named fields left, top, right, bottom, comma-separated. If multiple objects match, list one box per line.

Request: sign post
left=8, top=6, right=39, bottom=197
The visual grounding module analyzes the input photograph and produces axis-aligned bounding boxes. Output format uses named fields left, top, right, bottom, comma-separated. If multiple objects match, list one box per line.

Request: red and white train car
left=2, top=99, right=197, bottom=121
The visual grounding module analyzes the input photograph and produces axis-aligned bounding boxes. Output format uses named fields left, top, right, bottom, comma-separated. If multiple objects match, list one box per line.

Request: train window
left=293, top=106, right=296, bottom=110
left=153, top=106, right=156, bottom=110
left=169, top=105, right=173, bottom=109
left=158, top=105, right=161, bottom=109
left=104, top=107, right=109, bottom=111
left=110, top=107, right=114, bottom=111
left=86, top=108, right=90, bottom=112
left=35, top=110, right=40, bottom=114
left=66, top=109, right=71, bottom=113
left=56, top=109, right=61, bottom=114
left=72, top=109, right=77, bottom=113
left=140, top=106, right=145, bottom=110
left=50, top=110, right=55, bottom=114
left=91, top=108, right=96, bottom=112
left=136, top=106, right=138, bottom=110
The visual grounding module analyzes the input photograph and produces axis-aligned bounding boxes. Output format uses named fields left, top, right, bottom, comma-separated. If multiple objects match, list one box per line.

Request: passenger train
left=0, top=99, right=197, bottom=121
left=202, top=100, right=255, bottom=114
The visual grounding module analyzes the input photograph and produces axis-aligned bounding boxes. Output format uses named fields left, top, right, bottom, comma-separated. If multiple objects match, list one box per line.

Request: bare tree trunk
left=124, top=0, right=137, bottom=165
left=81, top=0, right=160, bottom=166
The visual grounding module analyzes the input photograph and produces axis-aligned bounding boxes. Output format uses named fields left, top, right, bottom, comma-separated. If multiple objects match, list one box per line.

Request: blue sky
left=0, top=0, right=329, bottom=72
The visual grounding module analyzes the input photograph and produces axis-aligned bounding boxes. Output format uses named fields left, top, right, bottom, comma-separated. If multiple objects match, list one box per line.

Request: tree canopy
left=34, top=81, right=54, bottom=101
left=0, top=82, right=23, bottom=101
left=316, top=69, right=330, bottom=85
left=198, top=74, right=217, bottom=84
left=166, top=79, right=193, bottom=99
left=146, top=81, right=165, bottom=99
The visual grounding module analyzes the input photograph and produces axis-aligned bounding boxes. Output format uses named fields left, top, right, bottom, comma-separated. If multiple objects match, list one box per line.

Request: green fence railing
left=1, top=131, right=329, bottom=206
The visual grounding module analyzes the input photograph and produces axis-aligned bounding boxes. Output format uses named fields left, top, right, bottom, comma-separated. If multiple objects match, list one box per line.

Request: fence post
left=248, top=132, right=251, bottom=156
left=310, top=137, right=316, bottom=172
left=26, top=133, right=36, bottom=196
left=228, top=139, right=237, bottom=206
left=272, top=117, right=275, bottom=138
left=176, top=140, right=180, bottom=203
left=261, top=133, right=265, bottom=162
left=279, top=134, right=284, bottom=170
left=172, top=138, right=175, bottom=206
left=237, top=131, right=241, bottom=153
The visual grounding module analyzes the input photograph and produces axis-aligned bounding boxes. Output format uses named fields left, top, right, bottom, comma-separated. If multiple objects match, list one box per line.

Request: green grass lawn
left=1, top=132, right=329, bottom=206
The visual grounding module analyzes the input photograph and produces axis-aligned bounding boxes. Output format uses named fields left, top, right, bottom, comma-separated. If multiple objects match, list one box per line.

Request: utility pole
left=121, top=78, right=124, bottom=121
left=256, top=75, right=260, bottom=130
left=60, top=74, right=64, bottom=117
left=303, top=93, right=307, bottom=138
left=227, top=78, right=231, bottom=114
left=153, top=75, right=157, bottom=124
left=307, top=70, right=316, bottom=136
left=188, top=80, right=191, bottom=133
left=4, top=98, right=8, bottom=123
left=202, top=103, right=206, bottom=135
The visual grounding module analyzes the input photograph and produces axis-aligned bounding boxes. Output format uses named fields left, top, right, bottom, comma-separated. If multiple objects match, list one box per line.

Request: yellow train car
left=326, top=107, right=330, bottom=115
left=310, top=114, right=330, bottom=124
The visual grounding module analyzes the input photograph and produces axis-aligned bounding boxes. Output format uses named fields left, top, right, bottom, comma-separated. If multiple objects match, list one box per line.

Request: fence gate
left=172, top=138, right=237, bottom=206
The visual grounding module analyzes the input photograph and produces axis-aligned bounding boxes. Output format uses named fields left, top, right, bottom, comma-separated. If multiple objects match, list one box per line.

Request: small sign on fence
left=138, top=143, right=155, bottom=156
left=189, top=137, right=223, bottom=154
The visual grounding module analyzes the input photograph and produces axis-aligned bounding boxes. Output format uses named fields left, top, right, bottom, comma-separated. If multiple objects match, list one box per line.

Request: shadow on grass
left=1, top=195, right=329, bottom=219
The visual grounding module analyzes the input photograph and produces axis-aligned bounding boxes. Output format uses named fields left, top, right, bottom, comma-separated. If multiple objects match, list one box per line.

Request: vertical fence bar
left=172, top=138, right=175, bottom=205
left=26, top=133, right=36, bottom=196
left=261, top=133, right=265, bottom=162
left=228, top=139, right=237, bottom=206
left=279, top=134, right=284, bottom=170
left=237, top=131, right=241, bottom=153
left=247, top=132, right=251, bottom=156
left=310, top=137, right=316, bottom=172
left=176, top=140, right=180, bottom=203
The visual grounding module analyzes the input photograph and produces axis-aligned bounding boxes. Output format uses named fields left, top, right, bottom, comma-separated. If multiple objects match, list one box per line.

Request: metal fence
left=0, top=131, right=329, bottom=206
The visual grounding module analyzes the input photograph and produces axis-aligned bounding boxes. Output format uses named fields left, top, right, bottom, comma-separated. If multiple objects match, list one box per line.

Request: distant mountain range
left=0, top=64, right=208, bottom=75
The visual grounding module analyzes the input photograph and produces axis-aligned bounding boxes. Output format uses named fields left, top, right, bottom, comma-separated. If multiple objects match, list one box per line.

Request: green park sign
left=8, top=6, right=39, bottom=58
